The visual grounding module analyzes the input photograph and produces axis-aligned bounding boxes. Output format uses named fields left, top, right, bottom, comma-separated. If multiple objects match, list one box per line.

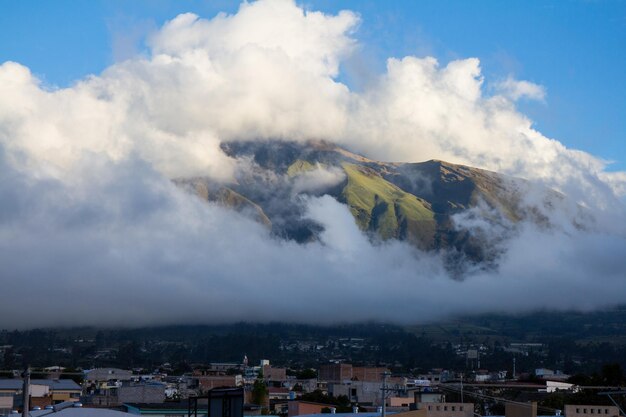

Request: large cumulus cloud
left=0, top=0, right=625, bottom=329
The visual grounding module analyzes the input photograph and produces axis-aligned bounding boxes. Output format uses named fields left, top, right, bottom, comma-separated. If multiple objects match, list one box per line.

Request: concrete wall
left=263, top=365, right=287, bottom=382
left=319, top=364, right=390, bottom=383
left=388, top=396, right=415, bottom=407
left=352, top=367, right=388, bottom=382
left=287, top=401, right=328, bottom=417
left=118, top=384, right=166, bottom=404
left=197, top=376, right=241, bottom=391
left=319, top=364, right=352, bottom=382
left=30, top=384, right=50, bottom=397
left=565, top=405, right=620, bottom=417
left=330, top=381, right=383, bottom=405
left=416, top=402, right=474, bottom=417
left=0, top=395, right=14, bottom=414
left=414, top=392, right=444, bottom=404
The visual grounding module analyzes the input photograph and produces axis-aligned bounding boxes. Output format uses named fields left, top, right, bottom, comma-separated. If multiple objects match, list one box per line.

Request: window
left=577, top=409, right=580, bottom=414
left=584, top=409, right=588, bottom=413
left=437, top=406, right=441, bottom=411
left=452, top=406, right=456, bottom=411
left=444, top=406, right=448, bottom=411
left=604, top=410, right=609, bottom=414
left=428, top=406, right=432, bottom=411
left=460, top=407, right=464, bottom=411
left=591, top=409, right=594, bottom=414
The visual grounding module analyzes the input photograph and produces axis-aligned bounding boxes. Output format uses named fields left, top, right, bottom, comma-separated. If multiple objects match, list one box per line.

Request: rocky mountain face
left=175, top=140, right=577, bottom=273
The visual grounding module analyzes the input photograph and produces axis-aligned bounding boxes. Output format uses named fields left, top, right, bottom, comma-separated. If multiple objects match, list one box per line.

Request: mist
left=0, top=0, right=625, bottom=329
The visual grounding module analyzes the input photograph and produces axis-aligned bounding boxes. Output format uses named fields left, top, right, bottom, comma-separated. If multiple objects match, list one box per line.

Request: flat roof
left=0, top=379, right=80, bottom=390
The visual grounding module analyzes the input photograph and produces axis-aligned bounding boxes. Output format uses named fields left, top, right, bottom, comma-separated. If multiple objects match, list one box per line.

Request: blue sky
left=1, top=0, right=624, bottom=170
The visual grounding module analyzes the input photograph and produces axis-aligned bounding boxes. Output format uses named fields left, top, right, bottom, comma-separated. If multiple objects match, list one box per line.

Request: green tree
left=251, top=378, right=269, bottom=407
left=601, top=363, right=625, bottom=385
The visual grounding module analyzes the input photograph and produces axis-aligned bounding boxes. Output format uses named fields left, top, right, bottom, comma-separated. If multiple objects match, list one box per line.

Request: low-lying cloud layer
left=0, top=0, right=625, bottom=329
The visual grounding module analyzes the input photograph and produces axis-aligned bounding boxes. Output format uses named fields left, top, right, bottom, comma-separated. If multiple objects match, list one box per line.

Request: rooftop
left=0, top=379, right=80, bottom=391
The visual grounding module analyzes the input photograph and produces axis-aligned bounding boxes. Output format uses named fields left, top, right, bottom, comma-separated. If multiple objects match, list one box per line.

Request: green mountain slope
left=340, top=163, right=436, bottom=248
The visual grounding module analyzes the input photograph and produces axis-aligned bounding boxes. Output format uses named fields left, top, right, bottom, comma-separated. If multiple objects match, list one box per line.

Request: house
left=564, top=405, right=620, bottom=417
left=413, top=390, right=445, bottom=404
left=414, top=402, right=474, bottom=417
left=0, top=378, right=81, bottom=414
left=319, top=364, right=353, bottom=383
left=543, top=381, right=578, bottom=393
left=83, top=368, right=133, bottom=394
left=387, top=396, right=415, bottom=407
left=82, top=381, right=166, bottom=407
left=263, top=364, right=287, bottom=383
left=319, top=364, right=389, bottom=383
left=196, top=375, right=242, bottom=392
left=268, top=387, right=291, bottom=401
left=329, top=380, right=383, bottom=405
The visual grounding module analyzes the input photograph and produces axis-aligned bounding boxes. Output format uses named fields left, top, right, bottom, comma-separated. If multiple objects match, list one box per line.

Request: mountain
left=175, top=140, right=578, bottom=272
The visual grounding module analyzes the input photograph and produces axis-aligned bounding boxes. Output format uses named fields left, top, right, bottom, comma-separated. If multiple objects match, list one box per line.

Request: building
left=0, top=378, right=81, bottom=414
left=83, top=381, right=166, bottom=407
left=210, top=363, right=241, bottom=373
left=288, top=400, right=334, bottom=417
left=387, top=396, right=415, bottom=408
left=413, top=390, right=444, bottom=404
left=414, top=402, right=474, bottom=417
left=84, top=368, right=133, bottom=383
left=329, top=381, right=383, bottom=405
left=543, top=381, right=578, bottom=393
left=263, top=365, right=287, bottom=382
left=352, top=367, right=389, bottom=382
left=188, top=387, right=244, bottom=417
left=319, top=364, right=353, bottom=383
left=268, top=387, right=291, bottom=401
left=565, top=405, right=620, bottom=417
left=416, top=370, right=456, bottom=386
left=319, top=364, right=389, bottom=383
left=196, top=375, right=242, bottom=392
left=295, top=410, right=424, bottom=417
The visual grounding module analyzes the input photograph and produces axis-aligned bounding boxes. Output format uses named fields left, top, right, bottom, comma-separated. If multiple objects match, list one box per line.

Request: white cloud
left=292, top=164, right=346, bottom=195
left=495, top=76, right=546, bottom=101
left=0, top=0, right=625, bottom=328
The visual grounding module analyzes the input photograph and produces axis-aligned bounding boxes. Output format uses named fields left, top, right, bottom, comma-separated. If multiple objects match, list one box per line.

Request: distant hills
left=175, top=140, right=585, bottom=272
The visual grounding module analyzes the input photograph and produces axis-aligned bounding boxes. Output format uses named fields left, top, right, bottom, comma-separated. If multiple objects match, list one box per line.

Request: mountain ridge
left=175, top=140, right=582, bottom=272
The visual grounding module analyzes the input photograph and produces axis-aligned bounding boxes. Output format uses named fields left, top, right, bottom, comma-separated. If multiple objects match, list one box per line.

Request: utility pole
left=21, top=366, right=30, bottom=417
left=381, top=371, right=390, bottom=417
left=460, top=373, right=464, bottom=403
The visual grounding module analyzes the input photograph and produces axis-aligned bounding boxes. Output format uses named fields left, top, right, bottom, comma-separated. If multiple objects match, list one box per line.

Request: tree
left=2, top=346, right=16, bottom=370
left=251, top=378, right=269, bottom=408
left=601, top=363, right=625, bottom=386
left=296, top=368, right=317, bottom=379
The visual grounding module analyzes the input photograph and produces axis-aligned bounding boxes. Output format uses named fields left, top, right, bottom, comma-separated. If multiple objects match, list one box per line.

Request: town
left=1, top=321, right=625, bottom=417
